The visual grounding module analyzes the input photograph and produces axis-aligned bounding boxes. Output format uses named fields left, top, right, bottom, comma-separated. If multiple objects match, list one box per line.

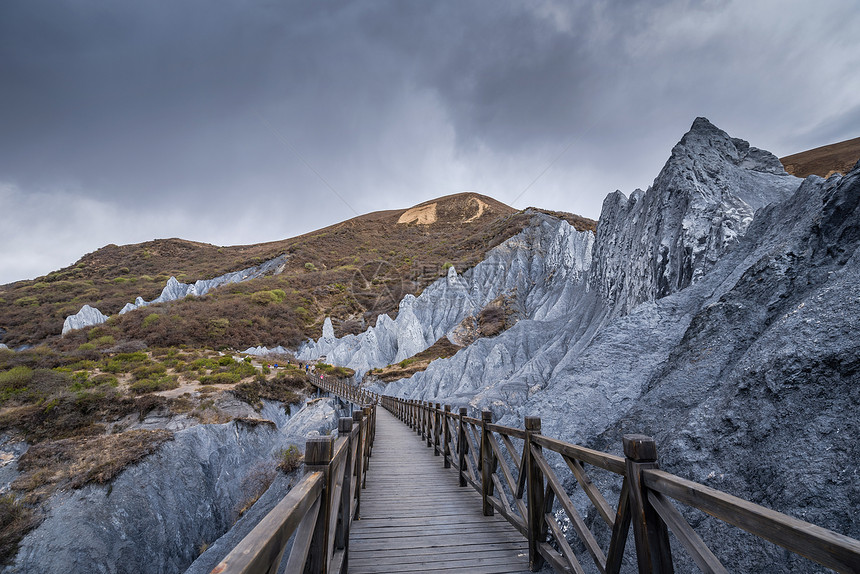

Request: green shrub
left=116, top=352, right=148, bottom=363
left=77, top=343, right=96, bottom=352
left=129, top=374, right=179, bottom=394
left=87, top=327, right=108, bottom=341
left=217, top=356, right=235, bottom=367
left=0, top=366, right=34, bottom=392
left=91, top=374, right=118, bottom=387
left=13, top=296, right=38, bottom=307
left=199, top=372, right=241, bottom=385
left=190, top=358, right=217, bottom=372
left=250, top=291, right=277, bottom=305
left=91, top=336, right=115, bottom=348
left=275, top=445, right=302, bottom=473
left=131, top=363, right=167, bottom=380
left=142, top=314, right=160, bottom=329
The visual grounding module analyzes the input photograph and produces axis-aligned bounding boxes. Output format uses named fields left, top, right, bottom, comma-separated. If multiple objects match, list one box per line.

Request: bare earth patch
left=397, top=202, right=438, bottom=225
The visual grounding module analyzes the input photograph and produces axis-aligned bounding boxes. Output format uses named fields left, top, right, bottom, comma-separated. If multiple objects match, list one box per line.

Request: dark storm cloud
left=1, top=0, right=859, bottom=284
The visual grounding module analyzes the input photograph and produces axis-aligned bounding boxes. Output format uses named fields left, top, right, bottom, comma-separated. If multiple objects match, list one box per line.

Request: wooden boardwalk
left=349, top=407, right=532, bottom=574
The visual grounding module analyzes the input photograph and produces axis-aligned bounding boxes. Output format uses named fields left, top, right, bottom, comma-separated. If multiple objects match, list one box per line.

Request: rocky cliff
left=297, top=215, right=594, bottom=378
left=2, top=397, right=340, bottom=574
left=303, top=119, right=859, bottom=572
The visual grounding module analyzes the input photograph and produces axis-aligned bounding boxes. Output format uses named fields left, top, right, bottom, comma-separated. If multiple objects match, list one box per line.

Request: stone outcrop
left=61, top=254, right=287, bottom=335
left=590, top=117, right=799, bottom=314
left=297, top=217, right=594, bottom=377
left=60, top=304, right=109, bottom=335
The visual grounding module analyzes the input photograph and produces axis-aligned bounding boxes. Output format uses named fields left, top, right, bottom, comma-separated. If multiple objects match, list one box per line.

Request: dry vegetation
left=365, top=337, right=462, bottom=383
left=0, top=194, right=595, bottom=352
left=780, top=136, right=860, bottom=179
left=0, top=494, right=38, bottom=566
left=12, top=430, right=173, bottom=503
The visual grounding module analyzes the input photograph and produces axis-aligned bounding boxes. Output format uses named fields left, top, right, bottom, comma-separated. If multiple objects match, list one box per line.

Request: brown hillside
left=780, top=136, right=860, bottom=179
left=0, top=193, right=596, bottom=350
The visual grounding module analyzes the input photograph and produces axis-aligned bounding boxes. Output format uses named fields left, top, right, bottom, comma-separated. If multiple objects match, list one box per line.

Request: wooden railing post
left=434, top=403, right=441, bottom=456
left=426, top=402, right=433, bottom=447
left=362, top=406, right=373, bottom=481
left=525, top=416, right=545, bottom=572
left=352, top=409, right=365, bottom=516
left=443, top=405, right=451, bottom=468
left=335, top=417, right=354, bottom=571
left=458, top=407, right=468, bottom=487
left=481, top=410, right=494, bottom=516
left=304, top=435, right=335, bottom=574
left=624, top=434, right=673, bottom=574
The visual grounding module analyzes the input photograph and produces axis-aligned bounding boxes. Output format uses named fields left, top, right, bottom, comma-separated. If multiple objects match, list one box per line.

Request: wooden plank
left=348, top=407, right=531, bottom=572
left=648, top=490, right=729, bottom=574
left=605, top=477, right=632, bottom=574
left=213, top=472, right=322, bottom=574
left=643, top=468, right=860, bottom=573
left=350, top=548, right=527, bottom=568
left=532, top=433, right=626, bottom=475
left=546, top=512, right=587, bottom=574
left=486, top=421, right=527, bottom=440
left=280, top=495, right=320, bottom=574
left=533, top=447, right=607, bottom=571
left=564, top=454, right=616, bottom=528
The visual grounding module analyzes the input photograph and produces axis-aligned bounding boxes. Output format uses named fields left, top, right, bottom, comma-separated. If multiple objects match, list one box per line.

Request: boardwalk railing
left=211, top=380, right=376, bottom=574
left=379, top=396, right=860, bottom=574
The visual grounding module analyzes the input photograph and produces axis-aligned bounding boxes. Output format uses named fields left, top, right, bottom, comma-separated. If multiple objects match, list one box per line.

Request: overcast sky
left=2, top=0, right=859, bottom=284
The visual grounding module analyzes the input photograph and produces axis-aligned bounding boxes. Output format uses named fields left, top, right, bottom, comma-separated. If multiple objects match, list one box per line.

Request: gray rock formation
left=590, top=117, right=799, bottom=315
left=297, top=219, right=594, bottom=377
left=242, top=345, right=291, bottom=357
left=61, top=254, right=287, bottom=335
left=61, top=304, right=109, bottom=335
left=120, top=254, right=288, bottom=315
left=3, top=397, right=339, bottom=574
left=312, top=119, right=860, bottom=571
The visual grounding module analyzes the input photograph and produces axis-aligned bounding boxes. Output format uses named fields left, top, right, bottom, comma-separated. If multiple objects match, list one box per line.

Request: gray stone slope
left=583, top=168, right=860, bottom=571
left=298, top=215, right=594, bottom=377
left=590, top=117, right=800, bottom=316
left=3, top=397, right=339, bottom=574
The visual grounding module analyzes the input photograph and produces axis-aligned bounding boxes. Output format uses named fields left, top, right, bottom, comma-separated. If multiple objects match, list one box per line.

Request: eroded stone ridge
left=297, top=215, right=594, bottom=376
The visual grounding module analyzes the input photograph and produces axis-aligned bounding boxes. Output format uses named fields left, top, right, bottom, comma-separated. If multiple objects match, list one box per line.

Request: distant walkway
left=349, top=408, right=531, bottom=574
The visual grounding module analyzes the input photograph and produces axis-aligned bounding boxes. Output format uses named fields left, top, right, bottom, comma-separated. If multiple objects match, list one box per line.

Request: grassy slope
left=0, top=193, right=595, bottom=351
left=780, top=136, right=860, bottom=179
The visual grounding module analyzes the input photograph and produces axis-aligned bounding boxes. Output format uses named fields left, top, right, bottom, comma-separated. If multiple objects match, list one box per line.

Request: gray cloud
left=1, top=0, right=859, bottom=283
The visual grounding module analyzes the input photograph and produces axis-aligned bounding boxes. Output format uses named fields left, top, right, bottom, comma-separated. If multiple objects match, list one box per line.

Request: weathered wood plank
left=349, top=407, right=530, bottom=572
left=643, top=468, right=860, bottom=573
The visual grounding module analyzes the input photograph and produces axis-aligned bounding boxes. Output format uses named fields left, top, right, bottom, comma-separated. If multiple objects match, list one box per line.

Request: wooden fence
left=211, top=380, right=376, bottom=574
left=379, top=395, right=860, bottom=574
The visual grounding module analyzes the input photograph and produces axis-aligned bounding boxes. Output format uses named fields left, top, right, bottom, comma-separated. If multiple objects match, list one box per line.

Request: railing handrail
left=211, top=376, right=377, bottom=574
left=214, top=376, right=860, bottom=573
left=378, top=395, right=860, bottom=574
